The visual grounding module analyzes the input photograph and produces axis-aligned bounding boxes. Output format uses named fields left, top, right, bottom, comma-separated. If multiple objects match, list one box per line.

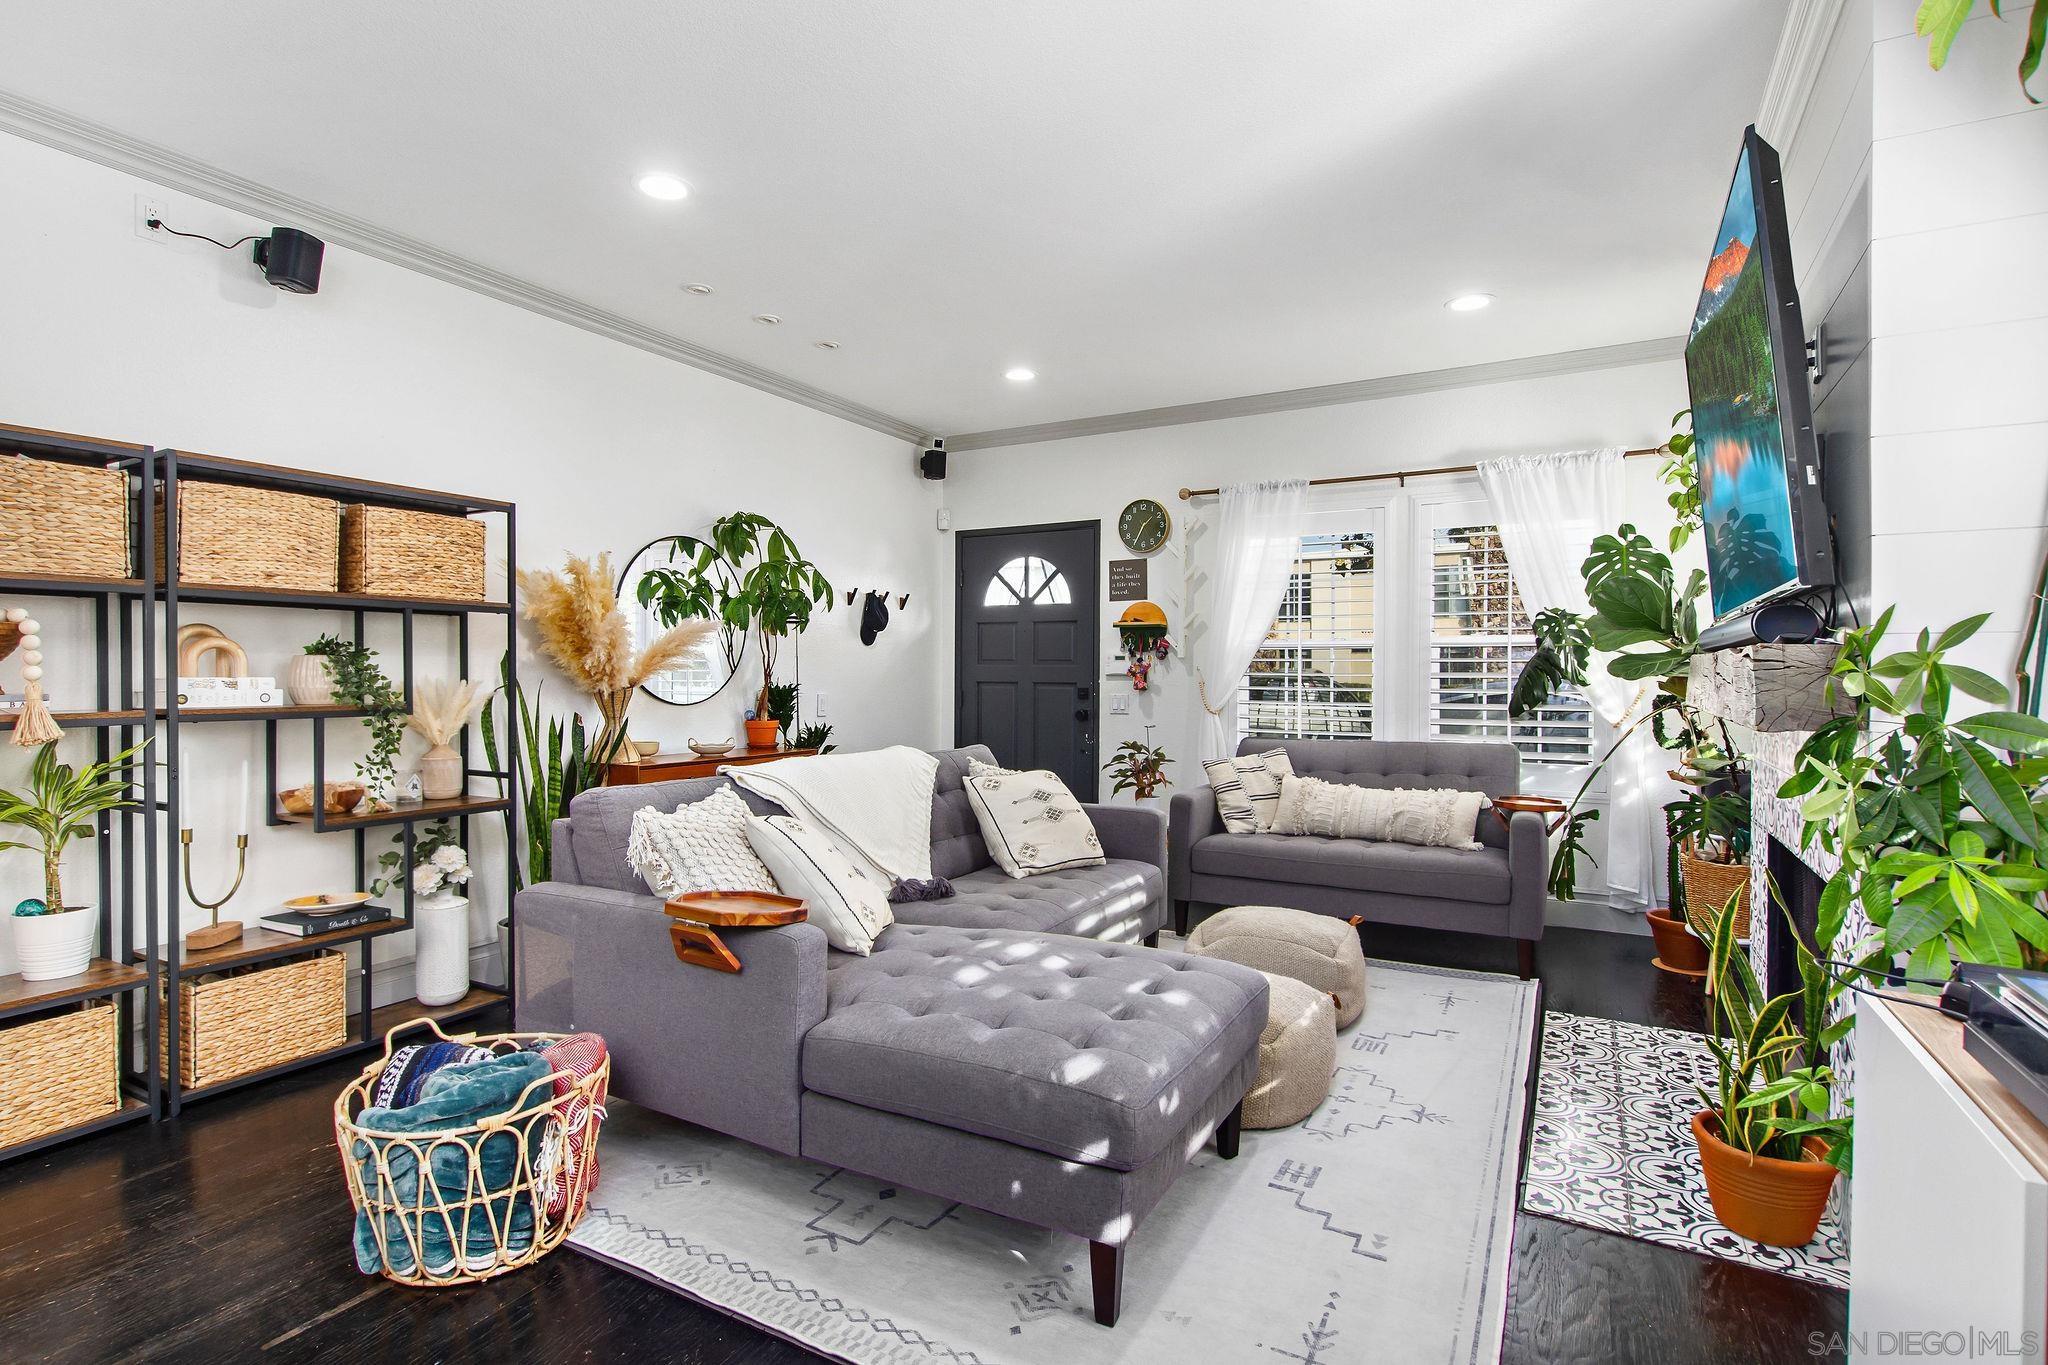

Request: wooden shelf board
left=1, top=709, right=147, bottom=730
left=0, top=958, right=149, bottom=1017
left=275, top=793, right=508, bottom=830
left=164, top=579, right=507, bottom=613
left=0, top=571, right=145, bottom=598
left=369, top=988, right=509, bottom=1041
left=0, top=1097, right=150, bottom=1164
left=161, top=703, right=367, bottom=723
left=136, top=915, right=402, bottom=971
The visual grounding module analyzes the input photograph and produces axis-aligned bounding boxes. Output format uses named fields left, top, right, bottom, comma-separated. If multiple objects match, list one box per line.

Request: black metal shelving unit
left=0, top=424, right=521, bottom=1146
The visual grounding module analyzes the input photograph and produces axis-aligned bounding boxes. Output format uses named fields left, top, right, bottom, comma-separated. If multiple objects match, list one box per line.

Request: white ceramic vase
left=414, top=893, right=470, bottom=1006
left=14, top=905, right=97, bottom=981
left=418, top=742, right=463, bottom=800
left=285, top=653, right=337, bottom=706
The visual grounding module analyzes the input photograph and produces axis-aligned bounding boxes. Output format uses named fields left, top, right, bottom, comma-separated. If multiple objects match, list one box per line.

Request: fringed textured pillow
left=1269, top=775, right=1488, bottom=849
left=627, top=787, right=778, bottom=898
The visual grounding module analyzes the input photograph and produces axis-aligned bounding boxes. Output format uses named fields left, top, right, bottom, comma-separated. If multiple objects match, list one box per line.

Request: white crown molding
left=0, top=90, right=930, bottom=446
left=1757, top=0, right=1850, bottom=147
left=945, top=336, right=1686, bottom=453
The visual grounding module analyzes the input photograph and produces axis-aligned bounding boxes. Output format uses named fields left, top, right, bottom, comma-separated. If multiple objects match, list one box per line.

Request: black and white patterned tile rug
left=1520, top=1011, right=1848, bottom=1289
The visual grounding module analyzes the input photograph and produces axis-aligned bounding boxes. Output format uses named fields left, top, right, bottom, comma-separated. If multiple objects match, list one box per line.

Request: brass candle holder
left=181, top=827, right=249, bottom=952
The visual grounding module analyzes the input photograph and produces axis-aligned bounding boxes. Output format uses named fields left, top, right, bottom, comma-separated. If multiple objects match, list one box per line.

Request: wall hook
left=897, top=593, right=910, bottom=610
left=844, top=589, right=858, bottom=606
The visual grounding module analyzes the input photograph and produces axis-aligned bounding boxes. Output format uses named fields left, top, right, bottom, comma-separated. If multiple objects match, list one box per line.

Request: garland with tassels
left=3, top=608, right=62, bottom=747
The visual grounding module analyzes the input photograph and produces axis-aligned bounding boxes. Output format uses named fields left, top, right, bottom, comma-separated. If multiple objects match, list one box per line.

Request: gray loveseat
left=1168, top=737, right=1548, bottom=977
left=515, top=745, right=1267, bottom=1326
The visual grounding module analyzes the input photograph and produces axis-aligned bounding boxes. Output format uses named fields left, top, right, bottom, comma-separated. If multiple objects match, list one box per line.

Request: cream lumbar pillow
left=1201, top=748, right=1295, bottom=833
left=745, top=814, right=894, bottom=954
left=1269, top=775, right=1488, bottom=850
left=963, top=768, right=1105, bottom=878
left=627, top=787, right=779, bottom=899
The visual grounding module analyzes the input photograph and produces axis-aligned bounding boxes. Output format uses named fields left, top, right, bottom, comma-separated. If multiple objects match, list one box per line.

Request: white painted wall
left=0, top=132, right=942, bottom=991
left=940, top=359, right=1692, bottom=921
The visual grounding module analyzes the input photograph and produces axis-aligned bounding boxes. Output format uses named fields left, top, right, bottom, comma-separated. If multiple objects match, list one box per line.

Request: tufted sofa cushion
left=805, top=924, right=1268, bottom=1171
left=891, top=862, right=1161, bottom=940
left=1238, top=737, right=1518, bottom=850
left=1190, top=833, right=1511, bottom=904
left=928, top=746, right=998, bottom=879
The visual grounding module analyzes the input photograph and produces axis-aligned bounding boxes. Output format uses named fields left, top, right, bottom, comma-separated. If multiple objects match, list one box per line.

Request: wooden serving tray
left=1491, top=794, right=1572, bottom=833
left=661, top=891, right=808, bottom=973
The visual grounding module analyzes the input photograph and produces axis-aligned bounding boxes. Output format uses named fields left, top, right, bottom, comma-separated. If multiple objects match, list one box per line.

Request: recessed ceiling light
left=636, top=172, right=690, bottom=201
left=681, top=282, right=714, bottom=295
left=1005, top=367, right=1037, bottom=382
left=1446, top=293, right=1494, bottom=312
left=814, top=340, right=840, bottom=350
left=753, top=313, right=782, bottom=325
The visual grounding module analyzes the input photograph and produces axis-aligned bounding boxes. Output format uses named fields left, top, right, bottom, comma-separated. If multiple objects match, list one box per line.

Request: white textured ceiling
left=0, top=2, right=1779, bottom=437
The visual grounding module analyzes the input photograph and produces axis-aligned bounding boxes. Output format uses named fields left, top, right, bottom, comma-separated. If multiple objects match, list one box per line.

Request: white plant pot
left=13, top=905, right=97, bottom=981
left=285, top=653, right=337, bottom=706
left=414, top=894, right=470, bottom=1006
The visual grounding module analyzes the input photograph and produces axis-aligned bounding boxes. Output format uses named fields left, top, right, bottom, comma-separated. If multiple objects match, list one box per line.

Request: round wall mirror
left=617, top=536, right=745, bottom=706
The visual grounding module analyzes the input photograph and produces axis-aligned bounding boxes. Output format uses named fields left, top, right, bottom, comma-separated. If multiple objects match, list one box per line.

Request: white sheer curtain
left=1477, top=449, right=1670, bottom=910
left=1189, top=478, right=1309, bottom=761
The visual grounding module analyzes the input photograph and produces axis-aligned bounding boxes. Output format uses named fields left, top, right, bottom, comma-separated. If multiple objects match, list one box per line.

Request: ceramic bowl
left=281, top=890, right=375, bottom=915
left=688, top=738, right=735, bottom=757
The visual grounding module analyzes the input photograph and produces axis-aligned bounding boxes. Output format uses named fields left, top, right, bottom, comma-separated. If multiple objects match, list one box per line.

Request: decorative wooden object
left=662, top=890, right=807, bottom=972
left=335, top=1021, right=609, bottom=1287
left=606, top=744, right=816, bottom=786
left=1491, top=794, right=1572, bottom=833
left=174, top=623, right=249, bottom=677
left=2, top=607, right=61, bottom=746
left=1687, top=643, right=1849, bottom=733
left=278, top=782, right=367, bottom=816
left=180, top=828, right=248, bottom=951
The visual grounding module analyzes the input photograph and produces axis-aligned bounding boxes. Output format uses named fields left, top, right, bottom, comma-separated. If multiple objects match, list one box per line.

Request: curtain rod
left=1176, top=445, right=1669, bottom=500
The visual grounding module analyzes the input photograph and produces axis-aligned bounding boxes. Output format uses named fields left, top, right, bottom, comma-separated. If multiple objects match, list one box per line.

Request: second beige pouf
left=1243, top=972, right=1338, bottom=1129
left=1187, top=904, right=1369, bottom=1027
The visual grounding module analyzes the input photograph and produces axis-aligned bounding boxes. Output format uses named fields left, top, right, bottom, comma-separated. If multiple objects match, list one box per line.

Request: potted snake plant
left=2, top=739, right=149, bottom=979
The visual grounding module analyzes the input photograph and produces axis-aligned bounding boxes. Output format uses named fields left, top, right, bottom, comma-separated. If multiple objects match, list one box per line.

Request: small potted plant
left=1, top=739, right=149, bottom=979
left=305, top=633, right=407, bottom=802
left=1691, top=887, right=1855, bottom=1247
left=1103, top=734, right=1172, bottom=803
left=375, top=821, right=472, bottom=1006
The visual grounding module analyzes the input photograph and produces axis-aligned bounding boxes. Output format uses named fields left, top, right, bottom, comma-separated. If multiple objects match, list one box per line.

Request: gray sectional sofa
left=514, top=744, right=1268, bottom=1326
left=1169, top=737, right=1549, bottom=977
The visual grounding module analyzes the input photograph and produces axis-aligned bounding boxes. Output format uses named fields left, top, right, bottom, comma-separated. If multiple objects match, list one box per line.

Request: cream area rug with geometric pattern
left=570, top=959, right=1538, bottom=1365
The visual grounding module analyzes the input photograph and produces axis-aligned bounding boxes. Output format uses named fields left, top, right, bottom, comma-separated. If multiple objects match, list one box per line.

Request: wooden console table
left=606, top=744, right=815, bottom=786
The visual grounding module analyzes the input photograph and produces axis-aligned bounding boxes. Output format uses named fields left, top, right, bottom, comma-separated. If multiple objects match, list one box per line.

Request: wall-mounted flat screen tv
left=1684, top=126, right=1834, bottom=621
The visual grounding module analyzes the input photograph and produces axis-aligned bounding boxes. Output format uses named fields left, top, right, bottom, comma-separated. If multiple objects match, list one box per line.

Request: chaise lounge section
left=514, top=745, right=1267, bottom=1325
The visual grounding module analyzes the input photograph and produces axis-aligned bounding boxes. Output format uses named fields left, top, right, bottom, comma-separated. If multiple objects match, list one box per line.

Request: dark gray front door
left=956, top=522, right=1099, bottom=800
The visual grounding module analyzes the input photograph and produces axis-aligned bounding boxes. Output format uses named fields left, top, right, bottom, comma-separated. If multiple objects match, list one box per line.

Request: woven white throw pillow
left=627, top=787, right=778, bottom=898
left=745, top=814, right=894, bottom=954
left=963, top=768, right=1105, bottom=878
left=1201, top=749, right=1295, bottom=834
left=1269, top=775, right=1488, bottom=850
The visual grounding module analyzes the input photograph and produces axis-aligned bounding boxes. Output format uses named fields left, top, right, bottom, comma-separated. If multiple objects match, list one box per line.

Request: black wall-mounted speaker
left=920, top=439, right=947, bottom=480
left=254, top=227, right=324, bottom=294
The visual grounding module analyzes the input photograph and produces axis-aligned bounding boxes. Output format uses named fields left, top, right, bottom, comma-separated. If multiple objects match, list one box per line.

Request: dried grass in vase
left=518, top=552, right=714, bottom=770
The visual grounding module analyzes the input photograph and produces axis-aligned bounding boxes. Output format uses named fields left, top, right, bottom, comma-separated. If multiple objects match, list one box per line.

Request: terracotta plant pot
left=744, top=718, right=781, bottom=750
left=1690, top=1110, right=1838, bottom=1247
left=1647, top=909, right=1709, bottom=977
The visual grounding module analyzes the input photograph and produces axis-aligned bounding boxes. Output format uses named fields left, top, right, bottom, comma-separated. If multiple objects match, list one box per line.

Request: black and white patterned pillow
left=1201, top=749, right=1294, bottom=833
left=962, top=768, right=1105, bottom=879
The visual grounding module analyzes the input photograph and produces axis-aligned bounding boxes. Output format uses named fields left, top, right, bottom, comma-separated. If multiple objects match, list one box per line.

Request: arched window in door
left=982, top=555, right=1073, bottom=607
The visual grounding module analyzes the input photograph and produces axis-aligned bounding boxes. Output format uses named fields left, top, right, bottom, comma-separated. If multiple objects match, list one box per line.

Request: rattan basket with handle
left=155, top=480, right=341, bottom=592
left=340, top=505, right=486, bottom=601
left=162, top=951, right=348, bottom=1090
left=335, top=1020, right=609, bottom=1287
left=1679, top=840, right=1752, bottom=942
left=0, top=455, right=130, bottom=579
left=0, top=1000, right=121, bottom=1150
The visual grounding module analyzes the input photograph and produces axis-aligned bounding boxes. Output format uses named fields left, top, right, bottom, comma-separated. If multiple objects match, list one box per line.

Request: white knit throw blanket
left=726, top=746, right=940, bottom=882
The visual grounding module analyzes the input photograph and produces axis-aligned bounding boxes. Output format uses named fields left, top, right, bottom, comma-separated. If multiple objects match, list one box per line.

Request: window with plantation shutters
left=1240, top=528, right=1378, bottom=741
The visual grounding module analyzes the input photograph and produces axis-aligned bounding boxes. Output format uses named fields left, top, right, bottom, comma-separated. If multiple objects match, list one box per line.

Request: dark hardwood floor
left=0, top=926, right=1845, bottom=1364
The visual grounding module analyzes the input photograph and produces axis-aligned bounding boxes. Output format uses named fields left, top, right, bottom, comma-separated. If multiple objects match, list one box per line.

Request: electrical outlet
left=813, top=691, right=827, bottom=717
left=1109, top=694, right=1130, bottom=715
left=136, top=194, right=170, bottom=243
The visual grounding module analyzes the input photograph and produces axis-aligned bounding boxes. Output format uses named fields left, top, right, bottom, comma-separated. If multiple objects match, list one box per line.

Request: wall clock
left=1118, top=498, right=1171, bottom=555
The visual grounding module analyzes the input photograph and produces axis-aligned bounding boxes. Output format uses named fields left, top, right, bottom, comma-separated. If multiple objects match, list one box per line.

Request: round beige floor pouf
left=1243, top=972, right=1338, bottom=1130
left=1188, top=905, right=1369, bottom=1028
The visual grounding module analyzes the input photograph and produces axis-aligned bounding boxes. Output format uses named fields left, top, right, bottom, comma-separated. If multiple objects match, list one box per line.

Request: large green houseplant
left=636, top=513, right=835, bottom=730
left=481, top=659, right=598, bottom=888
left=2, top=738, right=149, bottom=979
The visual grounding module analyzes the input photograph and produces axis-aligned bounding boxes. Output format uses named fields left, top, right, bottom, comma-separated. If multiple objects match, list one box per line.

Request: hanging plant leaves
left=1509, top=609, right=1591, bottom=718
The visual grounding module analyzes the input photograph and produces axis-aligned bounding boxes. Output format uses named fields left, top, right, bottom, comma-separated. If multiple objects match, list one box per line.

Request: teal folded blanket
left=351, top=1050, right=554, bottom=1276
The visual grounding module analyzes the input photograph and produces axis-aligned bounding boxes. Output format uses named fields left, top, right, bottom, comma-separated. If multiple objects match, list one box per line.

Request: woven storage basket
left=163, top=951, right=347, bottom=1090
left=340, top=505, right=486, bottom=601
left=335, top=1020, right=610, bottom=1287
left=1680, top=841, right=1752, bottom=942
left=156, top=480, right=340, bottom=592
left=0, top=1000, right=121, bottom=1149
left=0, top=455, right=130, bottom=578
